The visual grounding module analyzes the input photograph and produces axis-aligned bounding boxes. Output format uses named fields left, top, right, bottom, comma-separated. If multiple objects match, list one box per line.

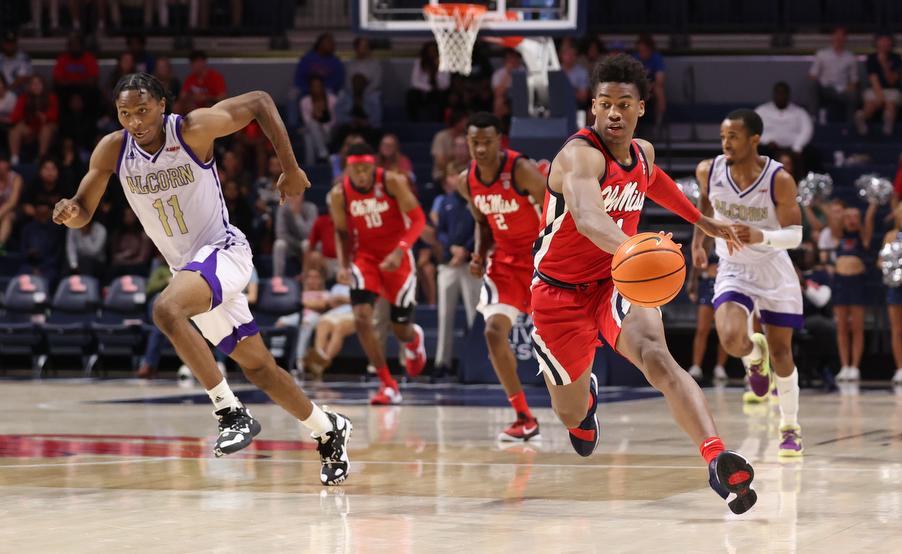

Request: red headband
left=347, top=155, right=376, bottom=165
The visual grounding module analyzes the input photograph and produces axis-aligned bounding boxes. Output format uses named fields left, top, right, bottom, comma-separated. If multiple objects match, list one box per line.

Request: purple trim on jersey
left=175, top=114, right=214, bottom=169
left=769, top=164, right=784, bottom=206
left=759, top=309, right=804, bottom=329
left=210, top=165, right=236, bottom=243
left=182, top=249, right=223, bottom=308
left=216, top=321, right=260, bottom=354
left=725, top=158, right=771, bottom=198
left=115, top=131, right=129, bottom=175
left=712, top=290, right=754, bottom=313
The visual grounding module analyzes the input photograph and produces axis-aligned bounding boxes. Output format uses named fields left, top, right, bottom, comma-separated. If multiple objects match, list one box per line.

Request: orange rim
left=423, top=3, right=488, bottom=18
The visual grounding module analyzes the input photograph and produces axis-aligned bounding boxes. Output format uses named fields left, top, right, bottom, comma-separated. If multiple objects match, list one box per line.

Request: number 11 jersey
left=116, top=113, right=246, bottom=270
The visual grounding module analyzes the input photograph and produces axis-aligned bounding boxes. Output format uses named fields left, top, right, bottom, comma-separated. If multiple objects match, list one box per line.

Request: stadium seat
left=0, top=274, right=49, bottom=374
left=253, top=277, right=301, bottom=369
left=91, top=275, right=148, bottom=374
left=43, top=275, right=101, bottom=375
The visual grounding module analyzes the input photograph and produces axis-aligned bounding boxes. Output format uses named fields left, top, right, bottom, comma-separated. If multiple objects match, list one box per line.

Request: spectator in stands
left=273, top=193, right=318, bottom=278
left=52, top=33, right=100, bottom=119
left=22, top=157, right=67, bottom=218
left=67, top=0, right=112, bottom=33
left=20, top=201, right=64, bottom=288
left=333, top=73, right=382, bottom=148
left=273, top=268, right=332, bottom=375
left=634, top=33, right=666, bottom=131
left=558, top=38, right=589, bottom=108
left=294, top=33, right=345, bottom=96
left=883, top=204, right=902, bottom=385
left=221, top=179, right=255, bottom=243
left=808, top=26, right=858, bottom=124
left=177, top=50, right=226, bottom=113
left=110, top=0, right=154, bottom=31
left=252, top=153, right=281, bottom=231
left=330, top=132, right=365, bottom=182
left=431, top=110, right=469, bottom=182
left=26, top=1, right=62, bottom=36
left=136, top=256, right=171, bottom=378
left=300, top=76, right=337, bottom=165
left=345, top=37, right=381, bottom=95
left=8, top=75, right=59, bottom=165
left=0, top=31, right=32, bottom=94
left=0, top=76, right=17, bottom=154
left=856, top=33, right=902, bottom=136
left=153, top=57, right=180, bottom=98
left=756, top=82, right=815, bottom=171
left=66, top=219, right=106, bottom=278
left=293, top=269, right=354, bottom=378
left=126, top=34, right=155, bottom=74
left=407, top=41, right=450, bottom=122
left=108, top=52, right=137, bottom=93
left=830, top=200, right=877, bottom=382
left=218, top=149, right=252, bottom=193
left=491, top=48, right=523, bottom=122
left=583, top=36, right=607, bottom=70
left=156, top=0, right=201, bottom=31
left=58, top=137, right=87, bottom=190
left=0, top=154, right=22, bottom=252
left=433, top=169, right=480, bottom=376
left=107, top=208, right=153, bottom=281
left=377, top=134, right=414, bottom=182
left=792, top=241, right=838, bottom=388
left=59, top=92, right=96, bottom=157
left=305, top=205, right=338, bottom=280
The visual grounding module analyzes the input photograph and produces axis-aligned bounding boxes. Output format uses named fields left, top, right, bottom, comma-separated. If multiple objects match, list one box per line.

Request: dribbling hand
left=276, top=165, right=312, bottom=204
left=696, top=215, right=743, bottom=255
left=52, top=198, right=83, bottom=227
left=691, top=245, right=708, bottom=269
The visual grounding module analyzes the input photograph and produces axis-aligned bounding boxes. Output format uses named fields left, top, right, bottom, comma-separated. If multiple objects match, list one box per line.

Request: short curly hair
left=590, top=53, right=649, bottom=101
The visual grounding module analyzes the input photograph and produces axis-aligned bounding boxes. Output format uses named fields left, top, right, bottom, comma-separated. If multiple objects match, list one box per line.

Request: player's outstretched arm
left=733, top=169, right=802, bottom=250
left=180, top=91, right=310, bottom=201
left=329, top=185, right=351, bottom=284
left=690, top=159, right=715, bottom=267
left=381, top=171, right=426, bottom=271
left=456, top=169, right=492, bottom=277
left=862, top=200, right=878, bottom=247
left=53, top=131, right=122, bottom=229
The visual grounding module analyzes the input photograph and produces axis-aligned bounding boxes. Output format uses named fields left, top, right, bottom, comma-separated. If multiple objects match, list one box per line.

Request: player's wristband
left=761, top=225, right=802, bottom=249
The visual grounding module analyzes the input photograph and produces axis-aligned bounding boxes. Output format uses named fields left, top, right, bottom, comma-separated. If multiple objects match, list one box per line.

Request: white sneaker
left=892, top=368, right=902, bottom=385
left=713, top=365, right=728, bottom=381
left=688, top=365, right=703, bottom=380
left=847, top=367, right=860, bottom=381
left=836, top=366, right=850, bottom=381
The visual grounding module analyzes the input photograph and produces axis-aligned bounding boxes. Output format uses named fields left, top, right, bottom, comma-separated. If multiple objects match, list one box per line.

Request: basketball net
left=423, top=3, right=487, bottom=75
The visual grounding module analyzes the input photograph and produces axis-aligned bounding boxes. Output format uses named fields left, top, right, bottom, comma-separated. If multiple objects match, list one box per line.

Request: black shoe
left=213, top=404, right=261, bottom=457
left=708, top=450, right=757, bottom=514
left=568, top=373, right=599, bottom=457
left=316, top=410, right=353, bottom=486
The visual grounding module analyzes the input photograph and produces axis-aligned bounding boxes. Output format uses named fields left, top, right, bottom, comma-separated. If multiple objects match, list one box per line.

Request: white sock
left=741, top=336, right=763, bottom=366
left=775, top=369, right=800, bottom=428
left=206, top=378, right=240, bottom=412
left=302, top=403, right=333, bottom=437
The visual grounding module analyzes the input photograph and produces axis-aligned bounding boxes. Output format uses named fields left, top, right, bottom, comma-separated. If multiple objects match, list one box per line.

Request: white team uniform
left=117, top=114, right=258, bottom=352
left=707, top=154, right=803, bottom=328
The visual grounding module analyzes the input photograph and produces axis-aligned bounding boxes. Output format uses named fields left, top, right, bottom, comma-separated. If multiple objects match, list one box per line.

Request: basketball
left=611, top=232, right=686, bottom=308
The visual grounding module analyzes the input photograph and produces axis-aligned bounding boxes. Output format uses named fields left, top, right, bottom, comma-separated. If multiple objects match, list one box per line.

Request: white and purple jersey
left=116, top=114, right=246, bottom=270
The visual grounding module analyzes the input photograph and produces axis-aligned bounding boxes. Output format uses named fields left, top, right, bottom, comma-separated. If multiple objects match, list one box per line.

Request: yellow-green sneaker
left=778, top=425, right=803, bottom=457
left=745, top=333, right=771, bottom=398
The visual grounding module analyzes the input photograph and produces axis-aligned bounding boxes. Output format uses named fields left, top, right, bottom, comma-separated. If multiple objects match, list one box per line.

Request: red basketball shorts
left=478, top=256, right=533, bottom=324
left=530, top=277, right=635, bottom=386
left=350, top=250, right=417, bottom=307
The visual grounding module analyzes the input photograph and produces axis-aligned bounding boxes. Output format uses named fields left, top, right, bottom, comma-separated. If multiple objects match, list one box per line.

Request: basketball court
left=2, top=380, right=900, bottom=552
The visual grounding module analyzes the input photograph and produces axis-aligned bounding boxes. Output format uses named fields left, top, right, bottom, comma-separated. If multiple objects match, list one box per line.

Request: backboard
left=352, top=0, right=585, bottom=36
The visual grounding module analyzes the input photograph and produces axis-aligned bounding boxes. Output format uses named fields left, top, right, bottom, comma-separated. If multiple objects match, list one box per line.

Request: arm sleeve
left=398, top=205, right=426, bottom=250
left=646, top=165, right=701, bottom=224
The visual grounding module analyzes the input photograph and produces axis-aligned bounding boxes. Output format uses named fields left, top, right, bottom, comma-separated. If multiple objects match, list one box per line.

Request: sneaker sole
left=213, top=419, right=262, bottom=458
left=497, top=430, right=541, bottom=442
left=323, top=418, right=353, bottom=486
left=715, top=452, right=757, bottom=515
left=778, top=447, right=804, bottom=457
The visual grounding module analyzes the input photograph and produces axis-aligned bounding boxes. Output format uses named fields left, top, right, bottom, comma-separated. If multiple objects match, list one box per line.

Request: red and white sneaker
left=370, top=384, right=403, bottom=405
left=498, top=417, right=541, bottom=442
left=404, top=324, right=427, bottom=378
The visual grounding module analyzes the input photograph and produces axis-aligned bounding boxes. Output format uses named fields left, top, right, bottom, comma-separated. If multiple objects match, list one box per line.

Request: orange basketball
left=611, top=232, right=686, bottom=308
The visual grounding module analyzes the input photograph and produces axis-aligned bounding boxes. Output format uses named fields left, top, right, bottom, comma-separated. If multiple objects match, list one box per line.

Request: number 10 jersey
left=116, top=113, right=247, bottom=270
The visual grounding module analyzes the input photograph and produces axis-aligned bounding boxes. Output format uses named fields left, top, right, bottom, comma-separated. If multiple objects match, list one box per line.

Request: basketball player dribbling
left=531, top=54, right=758, bottom=513
left=329, top=143, right=428, bottom=406
left=53, top=73, right=352, bottom=485
left=456, top=112, right=547, bottom=442
left=692, top=109, right=804, bottom=457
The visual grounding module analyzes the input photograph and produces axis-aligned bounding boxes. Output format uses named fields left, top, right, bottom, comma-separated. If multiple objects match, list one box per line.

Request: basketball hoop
left=423, top=3, right=488, bottom=75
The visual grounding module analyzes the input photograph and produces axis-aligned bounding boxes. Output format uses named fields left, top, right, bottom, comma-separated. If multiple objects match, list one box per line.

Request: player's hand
left=731, top=224, right=764, bottom=245
left=691, top=245, right=708, bottom=268
left=469, top=253, right=485, bottom=278
left=52, top=198, right=83, bottom=227
left=276, top=165, right=312, bottom=204
left=696, top=215, right=743, bottom=254
left=379, top=248, right=404, bottom=272
left=337, top=267, right=351, bottom=285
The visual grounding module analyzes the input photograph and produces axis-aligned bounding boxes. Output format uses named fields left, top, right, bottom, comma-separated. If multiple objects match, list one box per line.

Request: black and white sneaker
left=213, top=404, right=262, bottom=457
left=316, top=410, right=353, bottom=486
left=708, top=450, right=757, bottom=514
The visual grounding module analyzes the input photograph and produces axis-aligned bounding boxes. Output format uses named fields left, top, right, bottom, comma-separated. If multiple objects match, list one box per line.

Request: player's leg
left=351, top=294, right=401, bottom=403
left=614, top=304, right=757, bottom=514
left=882, top=92, right=899, bottom=135
left=849, top=305, right=865, bottom=375
left=763, top=324, right=803, bottom=457
left=385, top=252, right=426, bottom=378
left=715, top=298, right=770, bottom=398
left=834, top=305, right=851, bottom=376
left=889, top=305, right=902, bottom=384
left=715, top=343, right=729, bottom=381
left=484, top=309, right=538, bottom=441
left=689, top=304, right=714, bottom=380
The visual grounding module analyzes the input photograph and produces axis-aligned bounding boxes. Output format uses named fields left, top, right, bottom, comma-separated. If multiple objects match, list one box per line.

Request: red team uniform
left=467, top=149, right=541, bottom=317
left=343, top=168, right=416, bottom=307
left=531, top=128, right=652, bottom=385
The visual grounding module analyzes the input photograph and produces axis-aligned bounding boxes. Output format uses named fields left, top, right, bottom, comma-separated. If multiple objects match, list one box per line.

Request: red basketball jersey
left=467, top=149, right=541, bottom=258
left=534, top=128, right=650, bottom=284
left=343, top=168, right=407, bottom=261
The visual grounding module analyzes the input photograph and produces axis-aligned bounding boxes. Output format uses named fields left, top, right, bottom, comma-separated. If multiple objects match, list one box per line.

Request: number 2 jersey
left=116, top=114, right=246, bottom=270
left=342, top=167, right=408, bottom=262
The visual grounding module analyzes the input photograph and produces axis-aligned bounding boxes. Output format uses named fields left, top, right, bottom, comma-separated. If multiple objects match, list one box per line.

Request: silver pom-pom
left=676, top=177, right=700, bottom=205
left=879, top=241, right=902, bottom=287
left=855, top=173, right=894, bottom=205
left=797, top=172, right=833, bottom=207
